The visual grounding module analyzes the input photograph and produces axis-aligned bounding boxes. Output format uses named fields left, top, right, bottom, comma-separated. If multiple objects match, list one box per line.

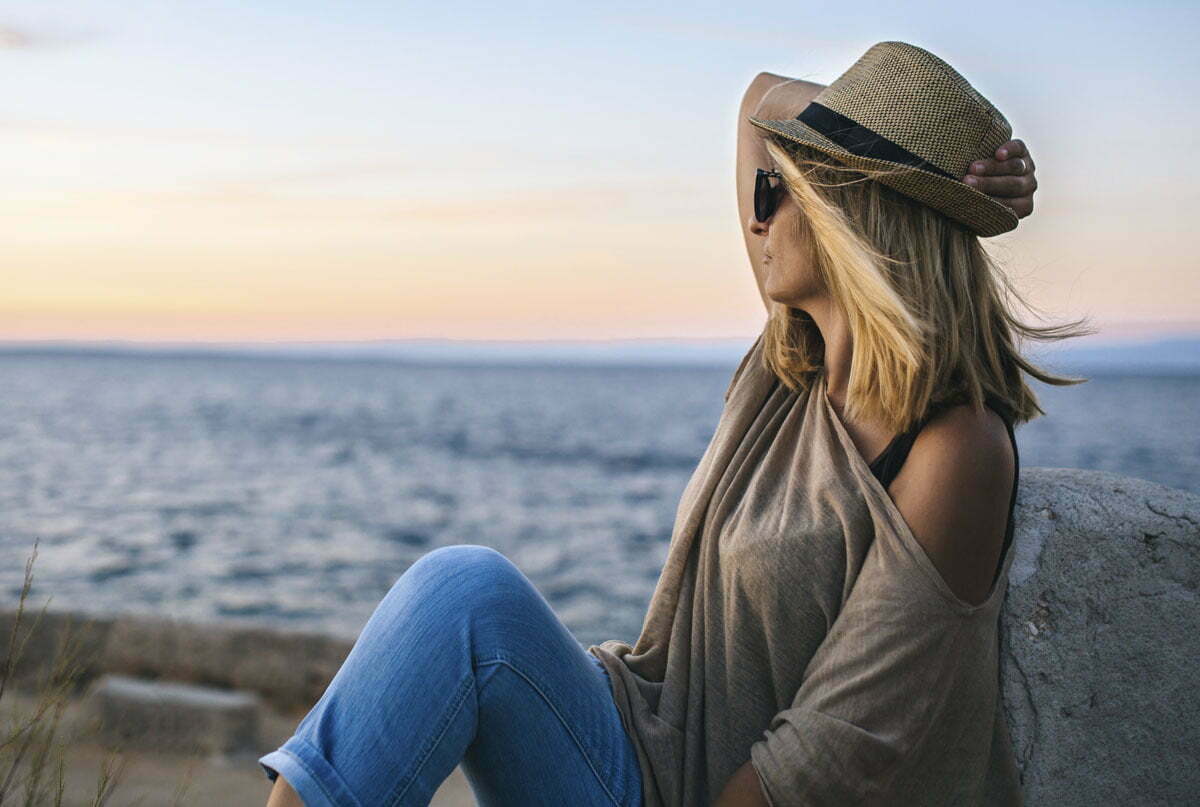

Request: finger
left=995, top=139, right=1026, bottom=161
left=993, top=195, right=1034, bottom=219
left=967, top=157, right=1029, bottom=177
left=968, top=173, right=1037, bottom=198
left=1004, top=143, right=1035, bottom=176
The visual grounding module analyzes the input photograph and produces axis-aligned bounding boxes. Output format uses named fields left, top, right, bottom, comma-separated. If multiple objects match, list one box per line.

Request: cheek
left=764, top=241, right=820, bottom=300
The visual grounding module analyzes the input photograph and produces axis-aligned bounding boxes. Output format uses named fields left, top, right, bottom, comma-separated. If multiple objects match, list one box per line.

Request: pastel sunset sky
left=3, top=1, right=1197, bottom=344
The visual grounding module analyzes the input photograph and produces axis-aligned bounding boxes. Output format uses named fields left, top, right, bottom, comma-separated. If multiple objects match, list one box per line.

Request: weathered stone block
left=84, top=674, right=262, bottom=757
left=1001, top=469, right=1199, bottom=805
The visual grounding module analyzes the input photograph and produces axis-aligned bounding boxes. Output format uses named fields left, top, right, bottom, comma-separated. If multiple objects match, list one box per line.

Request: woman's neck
left=800, top=298, right=853, bottom=409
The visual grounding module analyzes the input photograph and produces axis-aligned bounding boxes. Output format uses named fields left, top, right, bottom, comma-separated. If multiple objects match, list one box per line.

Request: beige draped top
left=588, top=326, right=1024, bottom=806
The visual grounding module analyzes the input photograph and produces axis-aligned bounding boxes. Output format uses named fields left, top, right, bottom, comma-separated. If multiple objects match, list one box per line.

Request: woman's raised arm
left=736, top=73, right=825, bottom=314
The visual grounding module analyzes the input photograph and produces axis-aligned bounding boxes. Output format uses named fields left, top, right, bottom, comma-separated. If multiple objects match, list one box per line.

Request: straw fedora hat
left=747, top=40, right=1019, bottom=237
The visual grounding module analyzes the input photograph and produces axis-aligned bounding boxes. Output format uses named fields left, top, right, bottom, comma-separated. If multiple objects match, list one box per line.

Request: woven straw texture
left=747, top=41, right=1019, bottom=237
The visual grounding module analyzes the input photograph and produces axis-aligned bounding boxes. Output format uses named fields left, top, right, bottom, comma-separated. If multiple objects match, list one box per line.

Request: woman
left=261, top=42, right=1076, bottom=807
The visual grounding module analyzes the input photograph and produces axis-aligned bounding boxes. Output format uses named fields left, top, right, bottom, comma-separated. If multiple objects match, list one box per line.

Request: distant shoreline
left=1, top=334, right=1198, bottom=373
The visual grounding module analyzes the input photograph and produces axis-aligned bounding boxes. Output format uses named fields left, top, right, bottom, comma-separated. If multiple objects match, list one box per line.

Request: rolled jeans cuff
left=259, top=735, right=365, bottom=807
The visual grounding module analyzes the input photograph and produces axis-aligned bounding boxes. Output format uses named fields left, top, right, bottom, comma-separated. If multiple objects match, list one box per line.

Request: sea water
left=1, top=351, right=1196, bottom=648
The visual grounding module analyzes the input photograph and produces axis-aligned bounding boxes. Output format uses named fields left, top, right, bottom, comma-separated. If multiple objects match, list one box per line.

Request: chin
left=764, top=284, right=797, bottom=305
left=766, top=274, right=819, bottom=306
left=762, top=276, right=785, bottom=303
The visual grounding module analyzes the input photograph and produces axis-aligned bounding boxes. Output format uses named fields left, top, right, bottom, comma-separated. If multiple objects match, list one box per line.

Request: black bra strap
left=870, top=396, right=1011, bottom=489
left=868, top=402, right=947, bottom=486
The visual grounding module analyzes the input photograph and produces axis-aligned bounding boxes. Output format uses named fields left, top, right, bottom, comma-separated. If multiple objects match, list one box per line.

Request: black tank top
left=868, top=396, right=1019, bottom=590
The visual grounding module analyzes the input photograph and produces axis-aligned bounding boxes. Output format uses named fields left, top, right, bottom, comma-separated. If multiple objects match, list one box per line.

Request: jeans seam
left=385, top=670, right=476, bottom=807
left=475, top=653, right=625, bottom=807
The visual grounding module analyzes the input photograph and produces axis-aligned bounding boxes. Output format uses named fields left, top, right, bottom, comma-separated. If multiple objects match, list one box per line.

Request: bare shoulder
left=736, top=73, right=826, bottom=314
left=888, top=403, right=1016, bottom=607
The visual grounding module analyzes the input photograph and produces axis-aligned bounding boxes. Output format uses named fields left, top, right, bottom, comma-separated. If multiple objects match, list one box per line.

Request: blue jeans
left=258, top=544, right=644, bottom=807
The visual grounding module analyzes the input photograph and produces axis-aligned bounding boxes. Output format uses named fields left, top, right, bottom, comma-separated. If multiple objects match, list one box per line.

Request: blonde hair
left=759, top=136, right=1094, bottom=433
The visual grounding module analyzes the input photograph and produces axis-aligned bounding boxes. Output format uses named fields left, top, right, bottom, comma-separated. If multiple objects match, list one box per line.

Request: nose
left=748, top=213, right=769, bottom=236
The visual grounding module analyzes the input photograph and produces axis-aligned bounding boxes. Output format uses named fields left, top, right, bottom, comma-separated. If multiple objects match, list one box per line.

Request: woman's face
left=749, top=179, right=823, bottom=306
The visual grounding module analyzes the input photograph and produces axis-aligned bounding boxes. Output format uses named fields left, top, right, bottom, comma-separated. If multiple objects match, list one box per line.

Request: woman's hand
left=963, top=139, right=1037, bottom=218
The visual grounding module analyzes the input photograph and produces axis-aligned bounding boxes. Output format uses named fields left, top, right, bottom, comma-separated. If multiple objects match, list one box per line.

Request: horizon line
left=2, top=329, right=1199, bottom=350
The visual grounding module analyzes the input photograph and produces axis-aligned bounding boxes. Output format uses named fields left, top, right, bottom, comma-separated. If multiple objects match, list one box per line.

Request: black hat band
left=796, top=102, right=958, bottom=181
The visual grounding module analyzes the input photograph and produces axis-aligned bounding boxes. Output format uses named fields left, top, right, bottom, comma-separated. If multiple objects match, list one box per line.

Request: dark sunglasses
left=754, top=168, right=785, bottom=223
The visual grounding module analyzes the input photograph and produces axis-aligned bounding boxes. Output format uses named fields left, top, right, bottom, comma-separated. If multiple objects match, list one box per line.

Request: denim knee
left=394, top=544, right=532, bottom=623
left=402, top=544, right=516, bottom=587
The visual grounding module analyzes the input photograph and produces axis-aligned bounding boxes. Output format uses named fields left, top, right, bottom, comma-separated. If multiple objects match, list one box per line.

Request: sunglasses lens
left=755, top=173, right=776, bottom=222
left=748, top=175, right=768, bottom=220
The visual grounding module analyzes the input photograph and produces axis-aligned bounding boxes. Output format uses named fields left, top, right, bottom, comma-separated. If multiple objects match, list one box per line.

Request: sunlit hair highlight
left=758, top=136, right=1095, bottom=432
